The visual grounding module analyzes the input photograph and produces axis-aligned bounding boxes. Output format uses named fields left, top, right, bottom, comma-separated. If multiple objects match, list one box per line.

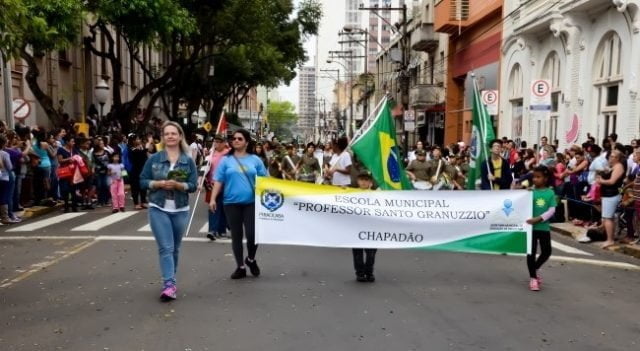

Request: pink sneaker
left=529, top=278, right=540, bottom=291
left=160, top=284, right=177, bottom=301
left=536, top=271, right=543, bottom=285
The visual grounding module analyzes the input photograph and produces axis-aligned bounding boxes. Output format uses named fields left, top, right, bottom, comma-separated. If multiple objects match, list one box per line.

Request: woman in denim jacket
left=140, top=122, right=197, bottom=302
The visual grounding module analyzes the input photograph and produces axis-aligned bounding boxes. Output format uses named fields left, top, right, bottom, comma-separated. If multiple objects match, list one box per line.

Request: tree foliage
left=1, top=0, right=322, bottom=133
left=267, top=101, right=298, bottom=140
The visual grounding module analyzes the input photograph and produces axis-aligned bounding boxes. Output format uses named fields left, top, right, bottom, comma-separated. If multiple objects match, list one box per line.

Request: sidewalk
left=0, top=203, right=64, bottom=227
left=551, top=222, right=640, bottom=260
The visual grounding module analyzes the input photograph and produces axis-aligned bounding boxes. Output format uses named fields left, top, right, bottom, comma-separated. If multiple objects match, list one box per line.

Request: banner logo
left=502, top=199, right=514, bottom=217
left=261, top=189, right=284, bottom=212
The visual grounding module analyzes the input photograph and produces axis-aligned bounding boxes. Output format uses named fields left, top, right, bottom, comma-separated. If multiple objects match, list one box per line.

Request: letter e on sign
left=532, top=80, right=550, bottom=97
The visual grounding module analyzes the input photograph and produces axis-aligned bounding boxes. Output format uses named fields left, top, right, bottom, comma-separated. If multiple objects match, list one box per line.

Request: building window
left=542, top=51, right=561, bottom=143
left=509, top=64, right=523, bottom=143
left=593, top=32, right=622, bottom=140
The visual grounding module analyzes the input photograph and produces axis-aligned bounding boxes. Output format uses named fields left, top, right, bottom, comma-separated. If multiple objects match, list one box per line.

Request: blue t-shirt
left=214, top=154, right=267, bottom=204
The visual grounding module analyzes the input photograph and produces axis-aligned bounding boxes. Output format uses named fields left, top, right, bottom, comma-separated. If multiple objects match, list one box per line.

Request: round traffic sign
left=482, top=91, right=498, bottom=105
left=12, top=98, right=31, bottom=120
left=531, top=80, right=550, bottom=97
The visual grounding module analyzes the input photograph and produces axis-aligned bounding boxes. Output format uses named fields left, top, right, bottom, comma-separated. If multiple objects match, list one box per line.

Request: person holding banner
left=352, top=171, right=378, bottom=282
left=525, top=166, right=556, bottom=291
left=297, top=143, right=321, bottom=183
left=326, top=137, right=352, bottom=187
left=140, top=121, right=198, bottom=301
left=203, top=134, right=229, bottom=240
left=481, top=139, right=512, bottom=190
left=282, top=144, right=300, bottom=180
left=209, top=129, right=267, bottom=279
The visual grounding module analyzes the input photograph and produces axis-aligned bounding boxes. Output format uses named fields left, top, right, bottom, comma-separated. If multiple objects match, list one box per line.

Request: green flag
left=351, top=100, right=413, bottom=190
left=466, top=79, right=496, bottom=189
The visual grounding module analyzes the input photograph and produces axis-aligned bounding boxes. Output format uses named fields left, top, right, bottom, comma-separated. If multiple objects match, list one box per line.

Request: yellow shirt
left=492, top=158, right=502, bottom=190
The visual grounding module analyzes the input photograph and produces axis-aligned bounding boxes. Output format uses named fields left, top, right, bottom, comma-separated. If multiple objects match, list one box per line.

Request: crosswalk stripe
left=71, top=212, right=138, bottom=231
left=136, top=222, right=209, bottom=233
left=551, top=240, right=592, bottom=256
left=7, top=213, right=87, bottom=232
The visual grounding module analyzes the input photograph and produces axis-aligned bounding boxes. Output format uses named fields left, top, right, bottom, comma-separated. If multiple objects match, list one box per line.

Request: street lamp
left=327, top=58, right=353, bottom=137
left=94, top=79, right=110, bottom=133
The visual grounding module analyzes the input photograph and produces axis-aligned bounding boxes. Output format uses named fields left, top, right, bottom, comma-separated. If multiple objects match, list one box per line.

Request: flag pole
left=471, top=73, right=494, bottom=190
left=349, top=95, right=388, bottom=148
left=185, top=153, right=212, bottom=237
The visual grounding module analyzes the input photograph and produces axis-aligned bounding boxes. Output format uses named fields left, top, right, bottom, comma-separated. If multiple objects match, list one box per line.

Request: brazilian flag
left=351, top=100, right=413, bottom=190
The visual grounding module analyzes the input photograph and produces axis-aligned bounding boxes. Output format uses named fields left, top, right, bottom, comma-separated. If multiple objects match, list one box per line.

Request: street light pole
left=320, top=68, right=340, bottom=133
left=328, top=51, right=355, bottom=138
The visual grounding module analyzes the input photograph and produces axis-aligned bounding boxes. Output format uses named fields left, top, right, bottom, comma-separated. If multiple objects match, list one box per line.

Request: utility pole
left=320, top=68, right=340, bottom=133
left=339, top=28, right=369, bottom=125
left=329, top=50, right=363, bottom=138
left=358, top=3, right=408, bottom=152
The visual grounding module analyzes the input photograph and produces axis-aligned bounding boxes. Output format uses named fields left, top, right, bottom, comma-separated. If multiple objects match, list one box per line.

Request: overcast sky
left=277, top=0, right=344, bottom=112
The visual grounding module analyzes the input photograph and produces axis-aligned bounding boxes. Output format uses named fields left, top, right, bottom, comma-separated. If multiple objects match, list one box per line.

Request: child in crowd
left=107, top=153, right=126, bottom=213
left=352, top=171, right=377, bottom=282
left=525, top=166, right=556, bottom=291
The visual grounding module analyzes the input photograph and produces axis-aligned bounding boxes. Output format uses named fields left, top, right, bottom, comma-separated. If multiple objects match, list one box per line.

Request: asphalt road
left=1, top=202, right=640, bottom=350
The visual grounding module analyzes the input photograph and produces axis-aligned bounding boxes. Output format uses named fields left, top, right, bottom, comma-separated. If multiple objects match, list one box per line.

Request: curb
left=22, top=204, right=64, bottom=219
left=551, top=223, right=640, bottom=260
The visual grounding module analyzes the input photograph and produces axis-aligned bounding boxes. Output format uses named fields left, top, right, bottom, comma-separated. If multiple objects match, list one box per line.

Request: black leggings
left=527, top=230, right=552, bottom=278
left=224, top=203, right=257, bottom=267
left=129, top=175, right=146, bottom=205
left=352, top=249, right=377, bottom=275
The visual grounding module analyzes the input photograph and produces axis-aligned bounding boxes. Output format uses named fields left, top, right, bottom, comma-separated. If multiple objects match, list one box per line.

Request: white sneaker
left=577, top=235, right=591, bottom=243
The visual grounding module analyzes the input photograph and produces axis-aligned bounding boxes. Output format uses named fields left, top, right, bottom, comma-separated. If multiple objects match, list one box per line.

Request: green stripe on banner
left=421, top=231, right=527, bottom=254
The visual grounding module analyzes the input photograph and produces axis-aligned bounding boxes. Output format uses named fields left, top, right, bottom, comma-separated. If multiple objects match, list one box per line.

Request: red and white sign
left=12, top=98, right=31, bottom=120
left=530, top=80, right=551, bottom=119
left=481, top=90, right=499, bottom=115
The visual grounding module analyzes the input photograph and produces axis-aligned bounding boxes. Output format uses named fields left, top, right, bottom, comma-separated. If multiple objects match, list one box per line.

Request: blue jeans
left=208, top=192, right=226, bottom=234
left=149, top=207, right=189, bottom=287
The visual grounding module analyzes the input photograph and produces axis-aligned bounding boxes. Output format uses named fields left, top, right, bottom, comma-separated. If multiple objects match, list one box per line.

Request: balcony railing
left=434, top=0, right=470, bottom=34
left=409, top=84, right=441, bottom=109
left=410, top=23, right=438, bottom=52
left=450, top=0, right=470, bottom=21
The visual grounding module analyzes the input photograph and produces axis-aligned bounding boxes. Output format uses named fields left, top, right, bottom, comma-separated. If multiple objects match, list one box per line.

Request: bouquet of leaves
left=167, top=168, right=189, bottom=182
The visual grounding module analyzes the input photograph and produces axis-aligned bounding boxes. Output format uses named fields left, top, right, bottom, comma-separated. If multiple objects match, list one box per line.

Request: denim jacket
left=140, top=151, right=197, bottom=208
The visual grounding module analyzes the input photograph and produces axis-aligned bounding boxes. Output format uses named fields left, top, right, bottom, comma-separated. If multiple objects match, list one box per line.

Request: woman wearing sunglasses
left=209, top=129, right=267, bottom=279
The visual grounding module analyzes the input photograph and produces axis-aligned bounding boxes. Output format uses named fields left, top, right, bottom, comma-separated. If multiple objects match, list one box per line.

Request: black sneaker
left=230, top=267, right=247, bottom=279
left=206, top=233, right=216, bottom=241
left=356, top=273, right=367, bottom=282
left=245, top=257, right=260, bottom=277
left=366, top=274, right=375, bottom=282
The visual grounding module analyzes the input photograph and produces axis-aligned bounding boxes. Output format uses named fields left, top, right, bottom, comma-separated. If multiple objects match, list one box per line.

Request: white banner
left=255, top=178, right=533, bottom=254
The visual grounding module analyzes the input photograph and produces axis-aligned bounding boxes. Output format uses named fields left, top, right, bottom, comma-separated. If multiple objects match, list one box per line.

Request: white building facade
left=500, top=0, right=640, bottom=149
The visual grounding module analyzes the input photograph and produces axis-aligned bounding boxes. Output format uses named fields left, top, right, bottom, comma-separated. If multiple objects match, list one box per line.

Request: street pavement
left=1, top=199, right=640, bottom=350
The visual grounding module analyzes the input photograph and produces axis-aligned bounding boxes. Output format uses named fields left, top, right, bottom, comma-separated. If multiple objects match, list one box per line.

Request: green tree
left=5, top=0, right=85, bottom=126
left=267, top=101, right=297, bottom=140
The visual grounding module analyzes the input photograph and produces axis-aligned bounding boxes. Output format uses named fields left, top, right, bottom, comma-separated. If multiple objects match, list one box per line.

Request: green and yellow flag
left=466, top=78, right=496, bottom=189
left=351, top=100, right=413, bottom=190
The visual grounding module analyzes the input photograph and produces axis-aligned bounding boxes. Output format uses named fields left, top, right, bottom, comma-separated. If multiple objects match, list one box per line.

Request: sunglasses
left=233, top=137, right=245, bottom=141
